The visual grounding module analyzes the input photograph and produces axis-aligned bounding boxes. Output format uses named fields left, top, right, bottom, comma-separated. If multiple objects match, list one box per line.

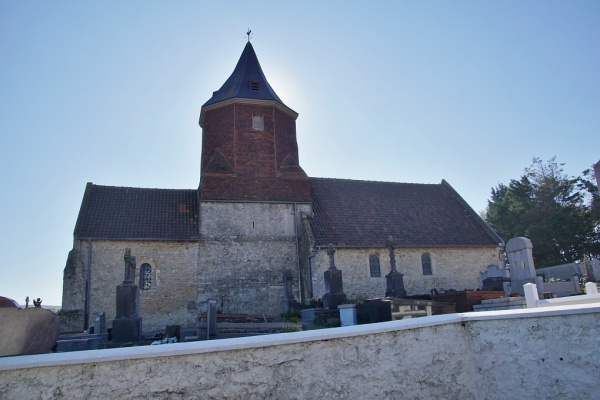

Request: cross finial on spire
left=247, top=29, right=252, bottom=42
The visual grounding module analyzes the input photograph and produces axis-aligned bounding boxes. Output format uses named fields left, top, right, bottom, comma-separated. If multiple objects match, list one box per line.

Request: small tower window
left=421, top=253, right=432, bottom=276
left=369, top=255, right=381, bottom=278
left=250, top=80, right=259, bottom=91
left=252, top=115, right=264, bottom=131
left=140, top=263, right=152, bottom=290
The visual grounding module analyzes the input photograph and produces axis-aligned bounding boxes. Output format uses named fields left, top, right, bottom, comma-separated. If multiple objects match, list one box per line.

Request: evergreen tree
left=485, top=157, right=600, bottom=268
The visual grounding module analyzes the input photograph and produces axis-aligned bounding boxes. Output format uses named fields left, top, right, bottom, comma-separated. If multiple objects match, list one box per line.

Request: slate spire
left=202, top=42, right=288, bottom=109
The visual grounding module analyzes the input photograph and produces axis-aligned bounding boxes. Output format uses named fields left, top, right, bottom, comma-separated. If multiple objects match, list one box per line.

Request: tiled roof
left=74, top=183, right=199, bottom=240
left=309, top=178, right=502, bottom=248
left=202, top=42, right=289, bottom=110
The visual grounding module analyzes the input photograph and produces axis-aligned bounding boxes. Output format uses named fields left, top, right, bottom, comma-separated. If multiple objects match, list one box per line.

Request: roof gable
left=309, top=178, right=502, bottom=248
left=74, top=184, right=199, bottom=240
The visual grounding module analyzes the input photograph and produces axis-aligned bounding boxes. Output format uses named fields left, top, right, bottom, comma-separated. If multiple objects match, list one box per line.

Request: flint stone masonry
left=198, top=201, right=311, bottom=315
left=311, top=246, right=499, bottom=299
left=1, top=305, right=599, bottom=399
left=62, top=240, right=199, bottom=333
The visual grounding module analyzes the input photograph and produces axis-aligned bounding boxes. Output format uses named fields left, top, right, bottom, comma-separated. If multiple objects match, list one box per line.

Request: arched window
left=369, top=255, right=381, bottom=278
left=140, top=263, right=152, bottom=290
left=421, top=253, right=432, bottom=276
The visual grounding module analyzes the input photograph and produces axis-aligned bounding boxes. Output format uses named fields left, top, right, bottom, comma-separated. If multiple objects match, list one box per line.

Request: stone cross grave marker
left=385, top=236, right=407, bottom=297
left=111, top=248, right=143, bottom=342
left=323, top=244, right=347, bottom=309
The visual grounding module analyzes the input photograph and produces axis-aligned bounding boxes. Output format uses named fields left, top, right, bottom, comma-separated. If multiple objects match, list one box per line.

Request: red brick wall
left=200, top=102, right=310, bottom=202
left=201, top=175, right=310, bottom=201
left=234, top=104, right=276, bottom=175
left=201, top=105, right=235, bottom=172
left=274, top=107, right=300, bottom=168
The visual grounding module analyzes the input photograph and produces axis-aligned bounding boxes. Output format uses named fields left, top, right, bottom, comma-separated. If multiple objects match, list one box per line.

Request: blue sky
left=1, top=1, right=598, bottom=306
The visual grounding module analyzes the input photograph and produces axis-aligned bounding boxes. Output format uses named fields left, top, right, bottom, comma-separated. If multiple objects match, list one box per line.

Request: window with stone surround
left=140, top=263, right=152, bottom=290
left=421, top=253, right=432, bottom=276
left=369, top=254, right=381, bottom=278
left=252, top=115, right=264, bottom=131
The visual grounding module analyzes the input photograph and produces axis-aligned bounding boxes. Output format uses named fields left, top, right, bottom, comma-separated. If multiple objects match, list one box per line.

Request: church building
left=61, top=40, right=503, bottom=333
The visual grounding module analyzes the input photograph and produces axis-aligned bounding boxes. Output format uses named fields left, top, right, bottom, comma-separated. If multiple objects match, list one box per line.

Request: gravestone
left=322, top=244, right=347, bottom=309
left=111, top=249, right=143, bottom=343
left=480, top=265, right=510, bottom=291
left=582, top=257, right=597, bottom=283
left=282, top=269, right=296, bottom=312
left=207, top=299, right=218, bottom=338
left=0, top=296, right=21, bottom=308
left=506, top=237, right=540, bottom=296
left=165, top=325, right=181, bottom=342
left=355, top=299, right=392, bottom=324
left=0, top=305, right=60, bottom=357
left=94, top=311, right=106, bottom=334
left=385, top=236, right=407, bottom=297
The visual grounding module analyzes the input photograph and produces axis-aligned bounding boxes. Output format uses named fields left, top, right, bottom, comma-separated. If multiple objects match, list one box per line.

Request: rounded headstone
left=0, top=296, right=21, bottom=308
left=0, top=308, right=60, bottom=357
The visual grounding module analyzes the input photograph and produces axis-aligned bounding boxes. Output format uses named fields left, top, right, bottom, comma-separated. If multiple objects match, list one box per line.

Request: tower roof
left=202, top=42, right=290, bottom=110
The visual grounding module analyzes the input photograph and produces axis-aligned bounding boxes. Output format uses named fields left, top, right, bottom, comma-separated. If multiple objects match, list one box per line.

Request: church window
left=369, top=255, right=381, bottom=277
left=252, top=115, right=264, bottom=131
left=421, top=253, right=432, bottom=276
left=140, top=263, right=152, bottom=290
left=250, top=80, right=259, bottom=91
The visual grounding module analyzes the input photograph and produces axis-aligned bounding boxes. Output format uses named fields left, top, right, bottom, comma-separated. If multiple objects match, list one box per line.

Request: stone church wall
left=311, top=246, right=500, bottom=299
left=60, top=248, right=87, bottom=332
left=198, top=201, right=311, bottom=315
left=65, top=239, right=199, bottom=333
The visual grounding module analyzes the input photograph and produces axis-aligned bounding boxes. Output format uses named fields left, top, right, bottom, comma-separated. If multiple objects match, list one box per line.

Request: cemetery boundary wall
left=1, top=304, right=599, bottom=399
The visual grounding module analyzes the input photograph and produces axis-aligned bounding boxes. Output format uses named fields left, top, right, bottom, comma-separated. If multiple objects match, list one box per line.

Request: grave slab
left=0, top=307, right=60, bottom=357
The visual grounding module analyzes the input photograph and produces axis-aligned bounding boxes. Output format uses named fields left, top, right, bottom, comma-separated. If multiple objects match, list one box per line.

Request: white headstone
left=506, top=237, right=537, bottom=295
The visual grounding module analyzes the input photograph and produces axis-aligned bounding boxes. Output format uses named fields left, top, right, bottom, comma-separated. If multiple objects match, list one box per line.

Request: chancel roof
left=74, top=183, right=199, bottom=240
left=202, top=42, right=288, bottom=109
left=309, top=178, right=502, bottom=248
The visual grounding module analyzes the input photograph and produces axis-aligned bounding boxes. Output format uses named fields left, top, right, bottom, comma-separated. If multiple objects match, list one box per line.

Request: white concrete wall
left=1, top=304, right=599, bottom=399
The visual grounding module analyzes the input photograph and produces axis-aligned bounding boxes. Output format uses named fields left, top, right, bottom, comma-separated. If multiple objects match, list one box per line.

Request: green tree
left=485, top=157, right=600, bottom=268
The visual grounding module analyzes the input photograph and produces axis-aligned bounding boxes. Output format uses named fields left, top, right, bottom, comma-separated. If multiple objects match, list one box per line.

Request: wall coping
left=2, top=303, right=599, bottom=372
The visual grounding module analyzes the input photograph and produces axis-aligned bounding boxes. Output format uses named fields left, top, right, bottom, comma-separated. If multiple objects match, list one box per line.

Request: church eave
left=74, top=236, right=199, bottom=242
left=199, top=98, right=298, bottom=128
left=312, top=243, right=502, bottom=249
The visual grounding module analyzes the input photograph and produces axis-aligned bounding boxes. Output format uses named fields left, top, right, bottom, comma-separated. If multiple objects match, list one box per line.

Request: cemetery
left=1, top=296, right=598, bottom=398
left=2, top=234, right=600, bottom=398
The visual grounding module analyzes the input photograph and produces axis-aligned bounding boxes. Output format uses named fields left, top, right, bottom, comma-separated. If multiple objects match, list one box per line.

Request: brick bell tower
left=198, top=41, right=311, bottom=202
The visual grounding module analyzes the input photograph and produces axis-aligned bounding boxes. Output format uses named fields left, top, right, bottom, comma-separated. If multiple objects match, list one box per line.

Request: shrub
left=281, top=324, right=302, bottom=333
left=281, top=308, right=301, bottom=323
